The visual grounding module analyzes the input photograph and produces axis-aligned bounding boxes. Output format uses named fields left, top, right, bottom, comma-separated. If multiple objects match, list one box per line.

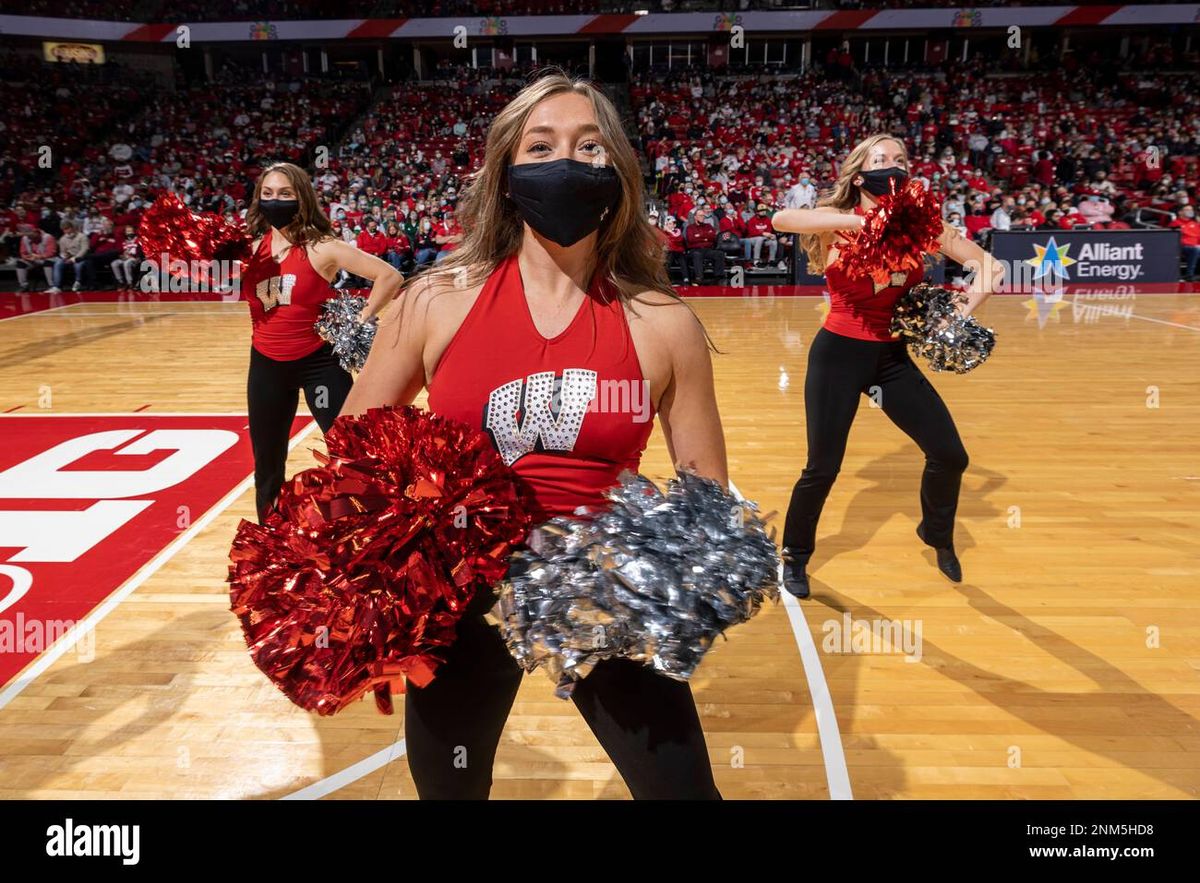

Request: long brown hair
left=802, top=134, right=908, bottom=274
left=397, top=68, right=716, bottom=346
left=245, top=161, right=334, bottom=248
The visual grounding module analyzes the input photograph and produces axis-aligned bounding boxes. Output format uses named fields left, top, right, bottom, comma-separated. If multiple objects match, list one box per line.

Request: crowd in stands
left=1, top=55, right=374, bottom=290
left=314, top=63, right=532, bottom=276
left=3, top=46, right=1198, bottom=292
left=0, top=58, right=539, bottom=289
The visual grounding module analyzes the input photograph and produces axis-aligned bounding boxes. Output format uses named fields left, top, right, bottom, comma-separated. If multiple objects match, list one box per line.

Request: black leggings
left=247, top=343, right=353, bottom=522
left=783, top=326, right=969, bottom=558
left=404, top=585, right=722, bottom=799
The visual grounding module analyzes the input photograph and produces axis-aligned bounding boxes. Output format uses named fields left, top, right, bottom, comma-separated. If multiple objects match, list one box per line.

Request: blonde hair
left=802, top=134, right=908, bottom=274
left=398, top=68, right=694, bottom=316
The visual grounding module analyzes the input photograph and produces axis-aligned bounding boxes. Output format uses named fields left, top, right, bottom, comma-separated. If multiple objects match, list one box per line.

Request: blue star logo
left=1025, top=237, right=1077, bottom=281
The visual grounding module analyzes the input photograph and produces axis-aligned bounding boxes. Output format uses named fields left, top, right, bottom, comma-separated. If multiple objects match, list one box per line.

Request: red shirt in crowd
left=356, top=228, right=388, bottom=256
left=91, top=232, right=119, bottom=254
left=1170, top=217, right=1200, bottom=247
left=434, top=218, right=461, bottom=253
left=1033, top=158, right=1055, bottom=186
left=745, top=216, right=774, bottom=237
left=718, top=213, right=746, bottom=237
left=658, top=226, right=685, bottom=253
left=684, top=220, right=717, bottom=249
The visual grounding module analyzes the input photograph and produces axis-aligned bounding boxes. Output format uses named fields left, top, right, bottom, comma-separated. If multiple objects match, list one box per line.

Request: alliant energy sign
left=992, top=229, right=1182, bottom=287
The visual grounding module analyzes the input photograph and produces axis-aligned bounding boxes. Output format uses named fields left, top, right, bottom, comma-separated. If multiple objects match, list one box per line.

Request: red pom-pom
left=227, top=405, right=535, bottom=716
left=833, top=179, right=944, bottom=284
left=138, top=191, right=252, bottom=273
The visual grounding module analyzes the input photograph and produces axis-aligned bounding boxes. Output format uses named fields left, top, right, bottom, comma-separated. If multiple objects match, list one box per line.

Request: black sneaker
left=780, top=547, right=811, bottom=598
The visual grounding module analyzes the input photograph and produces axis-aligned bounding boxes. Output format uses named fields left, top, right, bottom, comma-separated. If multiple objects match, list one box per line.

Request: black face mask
left=858, top=167, right=908, bottom=197
left=259, top=198, right=300, bottom=229
left=507, top=159, right=620, bottom=247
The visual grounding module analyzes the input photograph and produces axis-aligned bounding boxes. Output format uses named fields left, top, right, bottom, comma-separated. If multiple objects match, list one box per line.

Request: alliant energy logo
left=1023, top=237, right=1146, bottom=284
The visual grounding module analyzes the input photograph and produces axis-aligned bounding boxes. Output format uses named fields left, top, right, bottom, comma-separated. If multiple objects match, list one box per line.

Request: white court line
left=0, top=420, right=318, bottom=712
left=779, top=591, right=854, bottom=800
left=0, top=304, right=73, bottom=323
left=282, top=739, right=407, bottom=800
left=1123, top=312, right=1200, bottom=332
left=728, top=479, right=852, bottom=800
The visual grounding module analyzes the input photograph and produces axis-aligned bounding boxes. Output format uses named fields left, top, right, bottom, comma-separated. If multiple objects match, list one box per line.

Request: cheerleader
left=243, top=162, right=402, bottom=523
left=772, top=134, right=1001, bottom=595
left=341, top=71, right=727, bottom=800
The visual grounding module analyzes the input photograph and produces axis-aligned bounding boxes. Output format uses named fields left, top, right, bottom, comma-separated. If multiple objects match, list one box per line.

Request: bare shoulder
left=624, top=289, right=708, bottom=353
left=393, top=264, right=493, bottom=382
left=304, top=233, right=349, bottom=259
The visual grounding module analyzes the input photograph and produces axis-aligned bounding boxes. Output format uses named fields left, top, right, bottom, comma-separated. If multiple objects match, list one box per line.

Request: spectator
left=990, top=197, right=1015, bottom=233
left=112, top=225, right=142, bottom=291
left=86, top=217, right=120, bottom=288
left=433, top=209, right=461, bottom=265
left=683, top=207, right=725, bottom=284
left=356, top=217, right=388, bottom=259
left=383, top=220, right=411, bottom=274
left=413, top=216, right=439, bottom=269
left=743, top=203, right=779, bottom=266
left=1171, top=204, right=1200, bottom=280
left=1077, top=195, right=1115, bottom=227
left=965, top=197, right=992, bottom=241
left=785, top=175, right=818, bottom=210
left=1032, top=151, right=1056, bottom=188
left=16, top=224, right=57, bottom=292
left=658, top=214, right=689, bottom=285
left=51, top=220, right=89, bottom=293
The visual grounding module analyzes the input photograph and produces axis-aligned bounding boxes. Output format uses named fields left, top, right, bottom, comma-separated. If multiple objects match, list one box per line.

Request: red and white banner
left=1, top=6, right=1197, bottom=42
left=0, top=413, right=310, bottom=695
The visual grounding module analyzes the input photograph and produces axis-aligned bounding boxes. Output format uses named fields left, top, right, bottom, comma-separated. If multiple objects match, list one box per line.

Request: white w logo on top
left=255, top=274, right=296, bottom=311
left=484, top=369, right=598, bottom=466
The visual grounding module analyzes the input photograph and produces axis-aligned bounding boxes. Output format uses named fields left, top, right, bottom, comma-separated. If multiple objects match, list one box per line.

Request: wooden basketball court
left=1, top=288, right=1197, bottom=799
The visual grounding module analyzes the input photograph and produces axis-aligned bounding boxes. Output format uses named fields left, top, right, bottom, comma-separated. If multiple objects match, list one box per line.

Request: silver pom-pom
left=890, top=283, right=997, bottom=374
left=314, top=292, right=377, bottom=372
left=493, top=469, right=781, bottom=699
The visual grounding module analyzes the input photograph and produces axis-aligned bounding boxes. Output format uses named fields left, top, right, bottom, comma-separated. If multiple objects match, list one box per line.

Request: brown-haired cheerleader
left=242, top=161, right=402, bottom=522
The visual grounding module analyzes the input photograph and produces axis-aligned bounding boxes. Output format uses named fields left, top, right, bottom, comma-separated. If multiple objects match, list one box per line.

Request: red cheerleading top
left=242, top=230, right=337, bottom=360
left=822, top=206, right=925, bottom=342
left=426, top=253, right=656, bottom=522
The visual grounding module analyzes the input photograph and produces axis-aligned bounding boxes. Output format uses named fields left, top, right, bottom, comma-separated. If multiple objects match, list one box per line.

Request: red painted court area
left=0, top=413, right=310, bottom=689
